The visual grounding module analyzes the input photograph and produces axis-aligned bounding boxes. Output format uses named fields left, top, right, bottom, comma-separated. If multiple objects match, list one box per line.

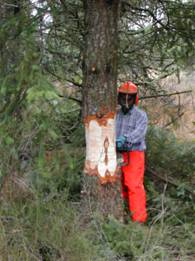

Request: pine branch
left=122, top=1, right=169, bottom=29
left=58, top=94, right=82, bottom=104
left=45, top=66, right=82, bottom=88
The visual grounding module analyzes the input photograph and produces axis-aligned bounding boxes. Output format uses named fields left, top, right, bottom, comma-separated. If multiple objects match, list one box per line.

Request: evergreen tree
left=81, top=0, right=123, bottom=219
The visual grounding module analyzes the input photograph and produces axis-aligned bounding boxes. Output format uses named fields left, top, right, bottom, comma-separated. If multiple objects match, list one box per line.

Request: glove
left=116, top=136, right=126, bottom=150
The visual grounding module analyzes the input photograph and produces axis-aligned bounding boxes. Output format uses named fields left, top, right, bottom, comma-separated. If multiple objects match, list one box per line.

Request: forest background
left=0, top=0, right=195, bottom=260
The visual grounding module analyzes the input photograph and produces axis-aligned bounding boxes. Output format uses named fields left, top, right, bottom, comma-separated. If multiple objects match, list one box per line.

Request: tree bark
left=82, top=0, right=123, bottom=220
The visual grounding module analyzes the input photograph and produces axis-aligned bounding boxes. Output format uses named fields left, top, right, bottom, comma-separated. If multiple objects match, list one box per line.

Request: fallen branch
left=147, top=168, right=195, bottom=199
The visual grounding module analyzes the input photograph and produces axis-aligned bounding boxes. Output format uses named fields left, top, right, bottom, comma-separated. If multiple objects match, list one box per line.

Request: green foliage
left=147, top=125, right=195, bottom=179
left=0, top=70, right=83, bottom=199
left=145, top=125, right=195, bottom=223
left=119, top=0, right=195, bottom=90
left=0, top=191, right=194, bottom=260
left=0, top=194, right=100, bottom=261
left=103, top=216, right=167, bottom=259
left=0, top=2, right=41, bottom=116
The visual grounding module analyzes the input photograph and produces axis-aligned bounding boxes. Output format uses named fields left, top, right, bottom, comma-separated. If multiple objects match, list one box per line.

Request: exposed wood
left=84, top=113, right=118, bottom=183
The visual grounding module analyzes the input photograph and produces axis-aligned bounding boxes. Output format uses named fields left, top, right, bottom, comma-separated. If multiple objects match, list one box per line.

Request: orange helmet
left=118, top=81, right=138, bottom=94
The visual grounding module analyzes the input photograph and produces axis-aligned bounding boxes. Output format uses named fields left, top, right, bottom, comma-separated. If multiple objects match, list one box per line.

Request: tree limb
left=44, top=66, right=82, bottom=88
left=147, top=168, right=195, bottom=199
left=140, top=90, right=192, bottom=100
left=164, top=112, right=185, bottom=128
left=58, top=94, right=82, bottom=104
left=122, top=1, right=169, bottom=29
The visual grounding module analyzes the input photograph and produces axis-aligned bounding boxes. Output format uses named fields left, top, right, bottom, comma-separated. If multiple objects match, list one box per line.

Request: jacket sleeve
left=124, top=111, right=148, bottom=144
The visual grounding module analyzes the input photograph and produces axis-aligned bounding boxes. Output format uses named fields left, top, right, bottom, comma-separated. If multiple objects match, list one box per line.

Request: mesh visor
left=118, top=93, right=136, bottom=106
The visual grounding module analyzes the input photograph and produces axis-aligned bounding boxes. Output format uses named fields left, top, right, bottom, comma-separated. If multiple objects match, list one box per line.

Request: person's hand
left=116, top=136, right=126, bottom=150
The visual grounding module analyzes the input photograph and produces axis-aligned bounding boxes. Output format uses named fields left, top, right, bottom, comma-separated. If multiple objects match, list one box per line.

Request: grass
left=0, top=103, right=194, bottom=260
left=0, top=186, right=194, bottom=261
left=0, top=192, right=99, bottom=261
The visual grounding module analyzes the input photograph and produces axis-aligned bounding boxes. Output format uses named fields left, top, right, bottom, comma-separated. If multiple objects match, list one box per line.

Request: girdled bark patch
left=84, top=111, right=119, bottom=184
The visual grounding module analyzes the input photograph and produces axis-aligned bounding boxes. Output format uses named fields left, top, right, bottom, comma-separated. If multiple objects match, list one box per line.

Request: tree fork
left=82, top=0, right=123, bottom=219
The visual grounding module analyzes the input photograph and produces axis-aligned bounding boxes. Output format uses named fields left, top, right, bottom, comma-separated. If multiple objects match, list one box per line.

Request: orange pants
left=121, top=151, right=147, bottom=223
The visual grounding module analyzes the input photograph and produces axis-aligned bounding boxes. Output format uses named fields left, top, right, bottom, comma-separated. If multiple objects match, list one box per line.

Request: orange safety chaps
left=121, top=151, right=147, bottom=223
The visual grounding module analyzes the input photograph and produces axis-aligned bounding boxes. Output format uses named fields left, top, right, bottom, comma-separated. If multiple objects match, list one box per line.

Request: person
left=116, top=81, right=148, bottom=223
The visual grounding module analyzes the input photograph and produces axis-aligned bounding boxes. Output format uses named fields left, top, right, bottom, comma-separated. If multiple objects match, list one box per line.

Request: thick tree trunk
left=82, top=0, right=123, bottom=219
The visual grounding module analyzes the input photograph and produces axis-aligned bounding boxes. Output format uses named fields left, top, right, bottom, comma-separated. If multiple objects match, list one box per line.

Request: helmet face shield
left=118, top=93, right=136, bottom=114
left=118, top=93, right=134, bottom=105
left=118, top=93, right=136, bottom=106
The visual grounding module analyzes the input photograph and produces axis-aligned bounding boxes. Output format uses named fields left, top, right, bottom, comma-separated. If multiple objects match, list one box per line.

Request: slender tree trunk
left=82, top=0, right=123, bottom=219
left=0, top=0, right=22, bottom=76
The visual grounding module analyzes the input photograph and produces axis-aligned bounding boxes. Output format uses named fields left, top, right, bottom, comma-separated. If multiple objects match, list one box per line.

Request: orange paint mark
left=84, top=160, right=120, bottom=185
left=84, top=160, right=99, bottom=176
left=84, top=111, right=115, bottom=127
left=99, top=171, right=119, bottom=185
left=105, top=169, right=111, bottom=177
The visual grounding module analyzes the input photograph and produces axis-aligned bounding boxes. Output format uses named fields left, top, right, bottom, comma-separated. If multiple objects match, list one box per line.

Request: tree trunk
left=0, top=0, right=22, bottom=76
left=82, top=0, right=123, bottom=220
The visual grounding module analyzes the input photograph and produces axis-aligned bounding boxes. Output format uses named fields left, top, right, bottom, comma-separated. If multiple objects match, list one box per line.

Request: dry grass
left=142, top=71, right=195, bottom=141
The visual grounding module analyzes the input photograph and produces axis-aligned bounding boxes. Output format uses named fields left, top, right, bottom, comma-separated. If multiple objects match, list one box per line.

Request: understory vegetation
left=0, top=94, right=194, bottom=260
